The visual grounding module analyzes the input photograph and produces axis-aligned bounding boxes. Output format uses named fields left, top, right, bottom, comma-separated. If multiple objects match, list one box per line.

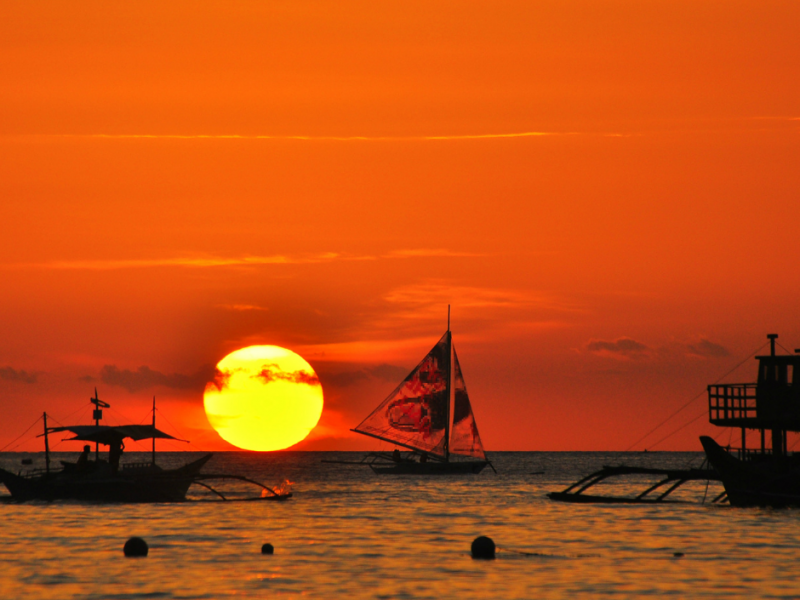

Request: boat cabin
left=708, top=334, right=800, bottom=457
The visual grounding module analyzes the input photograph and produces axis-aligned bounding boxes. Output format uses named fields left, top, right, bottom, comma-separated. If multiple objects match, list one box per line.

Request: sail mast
left=444, top=305, right=451, bottom=462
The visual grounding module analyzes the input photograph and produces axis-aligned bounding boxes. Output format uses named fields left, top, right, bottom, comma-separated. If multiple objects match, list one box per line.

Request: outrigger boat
left=550, top=333, right=800, bottom=507
left=338, top=309, right=494, bottom=474
left=0, top=391, right=291, bottom=502
left=700, top=334, right=800, bottom=507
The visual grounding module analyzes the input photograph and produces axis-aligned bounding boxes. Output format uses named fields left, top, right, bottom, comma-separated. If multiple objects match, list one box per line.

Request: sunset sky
left=1, top=1, right=798, bottom=453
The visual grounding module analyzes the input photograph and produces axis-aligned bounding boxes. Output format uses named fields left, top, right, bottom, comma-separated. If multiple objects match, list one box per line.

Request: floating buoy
left=123, top=537, right=148, bottom=557
left=673, top=552, right=684, bottom=558
left=261, top=543, right=274, bottom=555
left=471, top=536, right=495, bottom=559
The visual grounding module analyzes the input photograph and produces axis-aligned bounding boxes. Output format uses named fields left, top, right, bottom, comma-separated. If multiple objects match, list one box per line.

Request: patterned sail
left=449, top=344, right=486, bottom=460
left=354, top=332, right=450, bottom=457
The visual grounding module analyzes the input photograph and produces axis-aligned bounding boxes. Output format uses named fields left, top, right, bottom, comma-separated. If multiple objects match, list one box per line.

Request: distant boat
left=0, top=391, right=291, bottom=502
left=549, top=333, right=800, bottom=506
left=350, top=310, right=494, bottom=475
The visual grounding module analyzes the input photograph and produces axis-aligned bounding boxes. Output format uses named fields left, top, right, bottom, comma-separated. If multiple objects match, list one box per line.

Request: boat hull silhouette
left=700, top=436, right=800, bottom=507
left=369, top=460, right=489, bottom=475
left=0, top=454, right=213, bottom=502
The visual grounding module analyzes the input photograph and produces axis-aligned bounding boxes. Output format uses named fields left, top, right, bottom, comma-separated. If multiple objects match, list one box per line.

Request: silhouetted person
left=419, top=452, right=428, bottom=464
left=393, top=449, right=402, bottom=462
left=76, top=445, right=90, bottom=470
left=109, top=439, right=124, bottom=474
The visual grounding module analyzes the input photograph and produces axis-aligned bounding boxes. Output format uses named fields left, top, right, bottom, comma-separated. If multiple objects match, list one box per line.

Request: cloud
left=255, top=364, right=321, bottom=386
left=384, top=249, right=484, bottom=259
left=215, top=304, right=269, bottom=312
left=8, top=249, right=480, bottom=272
left=384, top=282, right=561, bottom=312
left=318, top=363, right=409, bottom=387
left=98, top=364, right=216, bottom=393
left=684, top=338, right=730, bottom=358
left=587, top=338, right=649, bottom=358
left=14, top=253, right=339, bottom=271
left=0, top=366, right=38, bottom=384
left=43, top=131, right=623, bottom=142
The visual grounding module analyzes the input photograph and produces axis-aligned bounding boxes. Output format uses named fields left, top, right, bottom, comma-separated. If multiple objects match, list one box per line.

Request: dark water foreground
left=1, top=451, right=799, bottom=599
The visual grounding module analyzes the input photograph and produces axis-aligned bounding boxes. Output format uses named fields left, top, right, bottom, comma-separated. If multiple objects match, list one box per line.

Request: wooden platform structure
left=548, top=465, right=725, bottom=504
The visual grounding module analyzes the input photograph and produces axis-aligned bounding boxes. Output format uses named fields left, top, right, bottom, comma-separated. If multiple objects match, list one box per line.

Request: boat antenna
left=43, top=412, right=50, bottom=475
left=447, top=304, right=450, bottom=332
left=767, top=333, right=778, bottom=356
left=90, top=388, right=110, bottom=460
left=152, top=396, right=157, bottom=467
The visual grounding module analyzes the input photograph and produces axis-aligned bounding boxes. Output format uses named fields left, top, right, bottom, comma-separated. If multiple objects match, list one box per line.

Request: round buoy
left=261, top=543, right=274, bottom=555
left=123, top=537, right=148, bottom=557
left=471, top=536, right=495, bottom=559
left=673, top=552, right=684, bottom=558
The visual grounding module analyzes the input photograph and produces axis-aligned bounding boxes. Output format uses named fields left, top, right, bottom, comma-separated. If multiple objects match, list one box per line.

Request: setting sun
left=203, top=346, right=324, bottom=451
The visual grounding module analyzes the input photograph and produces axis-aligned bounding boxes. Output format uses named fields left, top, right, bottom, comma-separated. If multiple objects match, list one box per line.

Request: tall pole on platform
left=43, top=412, right=50, bottom=475
left=152, top=396, right=156, bottom=466
left=93, top=389, right=100, bottom=460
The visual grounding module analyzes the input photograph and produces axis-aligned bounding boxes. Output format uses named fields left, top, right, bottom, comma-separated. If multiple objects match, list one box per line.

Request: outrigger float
left=0, top=391, right=292, bottom=503
left=550, top=333, right=800, bottom=507
left=547, top=465, right=724, bottom=504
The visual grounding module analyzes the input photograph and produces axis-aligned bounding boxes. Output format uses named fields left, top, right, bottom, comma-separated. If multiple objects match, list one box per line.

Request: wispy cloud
left=384, top=249, right=483, bottom=259
left=587, top=338, right=650, bottom=359
left=383, top=282, right=572, bottom=314
left=684, top=338, right=730, bottom=359
left=0, top=366, right=38, bottom=384
left=586, top=336, right=731, bottom=361
left=216, top=304, right=269, bottom=312
left=750, top=116, right=800, bottom=122
left=10, top=253, right=338, bottom=271
left=317, top=363, right=409, bottom=388
left=38, top=131, right=625, bottom=142
left=92, top=364, right=216, bottom=393
left=255, top=364, right=320, bottom=387
left=5, top=249, right=479, bottom=271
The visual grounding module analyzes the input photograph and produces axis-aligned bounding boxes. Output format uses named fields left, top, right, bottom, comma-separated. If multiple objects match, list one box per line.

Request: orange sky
left=1, top=1, right=799, bottom=453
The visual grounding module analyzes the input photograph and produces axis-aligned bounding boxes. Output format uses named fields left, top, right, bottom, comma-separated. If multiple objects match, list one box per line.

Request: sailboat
left=351, top=311, right=494, bottom=474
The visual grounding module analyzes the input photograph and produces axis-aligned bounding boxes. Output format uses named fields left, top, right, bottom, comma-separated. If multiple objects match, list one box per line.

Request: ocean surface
left=2, top=450, right=800, bottom=599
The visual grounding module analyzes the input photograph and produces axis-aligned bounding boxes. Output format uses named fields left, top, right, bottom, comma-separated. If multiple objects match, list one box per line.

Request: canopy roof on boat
left=46, top=425, right=187, bottom=444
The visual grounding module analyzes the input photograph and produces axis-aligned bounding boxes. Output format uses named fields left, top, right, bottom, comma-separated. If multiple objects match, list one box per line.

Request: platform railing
left=708, top=383, right=757, bottom=422
left=121, top=461, right=155, bottom=471
left=720, top=446, right=774, bottom=460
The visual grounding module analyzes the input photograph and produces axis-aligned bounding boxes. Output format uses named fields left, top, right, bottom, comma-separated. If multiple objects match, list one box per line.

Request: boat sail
left=351, top=316, right=493, bottom=474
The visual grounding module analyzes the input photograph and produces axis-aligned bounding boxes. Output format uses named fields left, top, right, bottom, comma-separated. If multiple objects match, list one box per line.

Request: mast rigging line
left=625, top=342, right=768, bottom=451
left=647, top=409, right=707, bottom=451
left=0, top=414, right=43, bottom=452
left=154, top=406, right=202, bottom=451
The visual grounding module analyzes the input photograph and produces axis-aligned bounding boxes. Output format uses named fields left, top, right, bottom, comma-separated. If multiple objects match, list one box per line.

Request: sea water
left=1, top=451, right=799, bottom=599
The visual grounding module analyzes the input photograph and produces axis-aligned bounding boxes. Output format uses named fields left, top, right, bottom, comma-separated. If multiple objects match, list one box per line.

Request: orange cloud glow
left=1, top=0, right=799, bottom=453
